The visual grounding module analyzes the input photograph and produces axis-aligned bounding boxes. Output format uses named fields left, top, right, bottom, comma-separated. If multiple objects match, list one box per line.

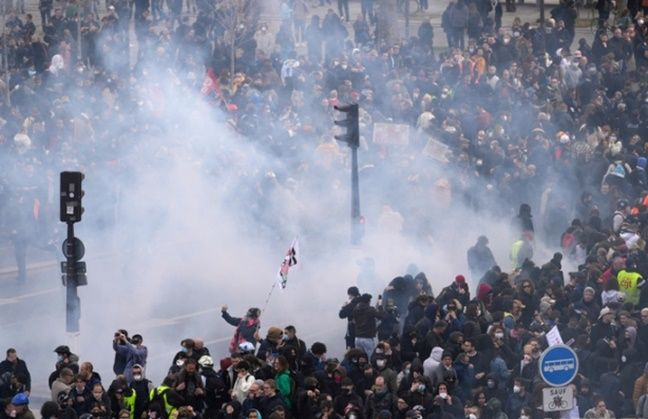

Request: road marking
left=0, top=288, right=59, bottom=306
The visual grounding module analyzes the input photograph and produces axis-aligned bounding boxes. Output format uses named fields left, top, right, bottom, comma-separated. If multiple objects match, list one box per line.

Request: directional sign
left=62, top=237, right=85, bottom=261
left=539, top=344, right=579, bottom=387
left=542, top=386, right=574, bottom=412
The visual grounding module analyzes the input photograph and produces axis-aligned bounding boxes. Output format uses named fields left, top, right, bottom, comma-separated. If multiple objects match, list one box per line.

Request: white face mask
left=513, top=385, right=521, bottom=393
left=376, top=360, right=386, bottom=368
left=176, top=359, right=185, bottom=367
left=133, top=374, right=142, bottom=381
left=439, top=392, right=448, bottom=398
left=494, top=332, right=504, bottom=339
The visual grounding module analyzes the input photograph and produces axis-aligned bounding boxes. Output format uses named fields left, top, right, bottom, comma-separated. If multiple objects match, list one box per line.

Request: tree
left=214, top=0, right=260, bottom=84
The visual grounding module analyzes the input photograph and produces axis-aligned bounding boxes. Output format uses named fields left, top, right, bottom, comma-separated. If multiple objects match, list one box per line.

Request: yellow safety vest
left=123, top=389, right=136, bottom=419
left=617, top=270, right=642, bottom=305
left=511, top=240, right=524, bottom=269
left=149, top=385, right=174, bottom=416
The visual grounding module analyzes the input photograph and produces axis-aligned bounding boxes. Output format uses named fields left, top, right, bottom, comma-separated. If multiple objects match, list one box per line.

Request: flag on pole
left=277, top=238, right=299, bottom=289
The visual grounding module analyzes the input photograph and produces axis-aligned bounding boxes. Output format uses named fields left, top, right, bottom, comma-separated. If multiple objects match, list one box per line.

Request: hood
left=477, top=283, right=492, bottom=302
left=487, top=397, right=503, bottom=412
left=430, top=347, right=444, bottom=362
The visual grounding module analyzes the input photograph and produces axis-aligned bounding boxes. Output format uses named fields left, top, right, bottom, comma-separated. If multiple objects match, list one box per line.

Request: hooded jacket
left=353, top=302, right=383, bottom=339
left=423, top=347, right=444, bottom=381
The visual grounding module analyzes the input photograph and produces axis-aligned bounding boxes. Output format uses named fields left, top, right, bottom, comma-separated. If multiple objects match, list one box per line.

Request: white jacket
left=232, top=373, right=255, bottom=402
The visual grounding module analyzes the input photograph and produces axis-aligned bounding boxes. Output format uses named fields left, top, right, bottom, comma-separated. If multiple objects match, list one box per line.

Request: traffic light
left=60, top=172, right=84, bottom=223
left=334, top=104, right=359, bottom=148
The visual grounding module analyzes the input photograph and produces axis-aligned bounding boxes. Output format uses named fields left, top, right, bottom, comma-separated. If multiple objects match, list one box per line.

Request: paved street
left=1, top=0, right=598, bottom=413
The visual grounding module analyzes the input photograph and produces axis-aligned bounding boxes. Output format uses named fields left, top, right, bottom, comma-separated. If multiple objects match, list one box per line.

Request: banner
left=373, top=123, right=410, bottom=145
left=422, top=138, right=451, bottom=163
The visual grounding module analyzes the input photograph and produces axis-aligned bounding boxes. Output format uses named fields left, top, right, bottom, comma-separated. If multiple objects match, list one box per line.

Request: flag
left=201, top=68, right=222, bottom=100
left=277, top=238, right=299, bottom=289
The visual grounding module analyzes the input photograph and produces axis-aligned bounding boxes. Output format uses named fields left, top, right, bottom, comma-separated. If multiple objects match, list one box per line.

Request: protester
left=3, top=0, right=648, bottom=418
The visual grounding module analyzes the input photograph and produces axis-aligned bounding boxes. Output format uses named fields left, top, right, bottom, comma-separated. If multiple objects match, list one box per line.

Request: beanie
left=267, top=327, right=283, bottom=342
left=455, top=275, right=466, bottom=284
left=11, top=393, right=29, bottom=406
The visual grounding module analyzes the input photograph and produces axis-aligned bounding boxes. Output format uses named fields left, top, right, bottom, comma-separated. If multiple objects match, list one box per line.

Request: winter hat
left=599, top=306, right=613, bottom=319
left=455, top=275, right=466, bottom=284
left=11, top=393, right=29, bottom=406
left=477, top=283, right=493, bottom=302
left=267, top=327, right=283, bottom=342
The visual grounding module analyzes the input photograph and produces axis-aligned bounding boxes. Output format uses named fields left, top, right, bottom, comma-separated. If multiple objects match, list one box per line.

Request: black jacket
left=353, top=303, right=384, bottom=339
left=0, top=358, right=31, bottom=392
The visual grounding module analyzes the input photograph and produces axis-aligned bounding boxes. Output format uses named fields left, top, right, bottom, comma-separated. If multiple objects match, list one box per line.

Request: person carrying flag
left=221, top=307, right=261, bottom=354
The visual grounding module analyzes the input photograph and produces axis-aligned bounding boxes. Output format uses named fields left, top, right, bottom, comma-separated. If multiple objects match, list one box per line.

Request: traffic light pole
left=334, top=104, right=363, bottom=245
left=65, top=222, right=80, bottom=333
left=350, top=146, right=362, bottom=245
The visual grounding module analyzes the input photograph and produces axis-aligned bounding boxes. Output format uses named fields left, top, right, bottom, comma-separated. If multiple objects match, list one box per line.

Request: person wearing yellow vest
left=510, top=232, right=534, bottom=270
left=122, top=388, right=136, bottom=419
left=149, top=376, right=183, bottom=417
left=616, top=268, right=644, bottom=306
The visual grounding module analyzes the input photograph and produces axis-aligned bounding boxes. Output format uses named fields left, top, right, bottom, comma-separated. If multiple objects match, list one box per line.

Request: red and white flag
left=277, top=238, right=299, bottom=290
left=201, top=68, right=222, bottom=100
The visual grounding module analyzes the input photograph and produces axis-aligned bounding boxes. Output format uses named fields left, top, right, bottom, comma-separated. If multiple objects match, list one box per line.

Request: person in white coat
left=231, top=360, right=255, bottom=403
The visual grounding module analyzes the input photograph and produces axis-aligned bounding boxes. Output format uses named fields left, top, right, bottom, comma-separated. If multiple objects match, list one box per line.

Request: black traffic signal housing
left=60, top=171, right=85, bottom=223
left=334, top=104, right=359, bottom=149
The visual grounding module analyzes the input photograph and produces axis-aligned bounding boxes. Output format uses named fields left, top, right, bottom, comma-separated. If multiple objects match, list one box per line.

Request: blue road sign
left=539, top=345, right=579, bottom=387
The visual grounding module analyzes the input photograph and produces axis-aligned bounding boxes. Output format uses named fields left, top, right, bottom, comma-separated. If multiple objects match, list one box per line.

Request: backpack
left=613, top=162, right=626, bottom=177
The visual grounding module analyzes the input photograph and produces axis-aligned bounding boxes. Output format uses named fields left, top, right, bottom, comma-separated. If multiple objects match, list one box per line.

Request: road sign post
left=539, top=344, right=579, bottom=414
left=542, top=386, right=574, bottom=412
left=539, top=344, right=579, bottom=387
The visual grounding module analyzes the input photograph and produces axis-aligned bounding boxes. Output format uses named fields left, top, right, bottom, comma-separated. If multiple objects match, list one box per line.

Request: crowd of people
left=2, top=0, right=648, bottom=417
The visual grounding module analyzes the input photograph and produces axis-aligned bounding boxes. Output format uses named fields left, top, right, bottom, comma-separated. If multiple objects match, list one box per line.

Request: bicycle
left=548, top=396, right=569, bottom=410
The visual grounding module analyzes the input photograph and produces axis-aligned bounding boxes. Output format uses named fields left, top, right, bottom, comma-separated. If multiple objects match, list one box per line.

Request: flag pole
left=261, top=281, right=278, bottom=315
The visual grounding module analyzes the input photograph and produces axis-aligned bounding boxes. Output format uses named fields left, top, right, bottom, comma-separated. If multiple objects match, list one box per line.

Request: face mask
left=176, top=359, right=185, bottom=367
left=439, top=391, right=447, bottom=398
left=520, top=416, right=530, bottom=419
left=133, top=374, right=142, bottom=381
left=344, top=387, right=353, bottom=394
left=58, top=355, right=64, bottom=361
left=513, top=385, right=521, bottom=393
left=282, top=335, right=289, bottom=341
left=403, top=368, right=410, bottom=376
left=468, top=415, right=477, bottom=419
left=487, top=381, right=495, bottom=389
left=181, top=347, right=188, bottom=353
left=376, top=360, right=386, bottom=368
left=494, top=332, right=504, bottom=339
